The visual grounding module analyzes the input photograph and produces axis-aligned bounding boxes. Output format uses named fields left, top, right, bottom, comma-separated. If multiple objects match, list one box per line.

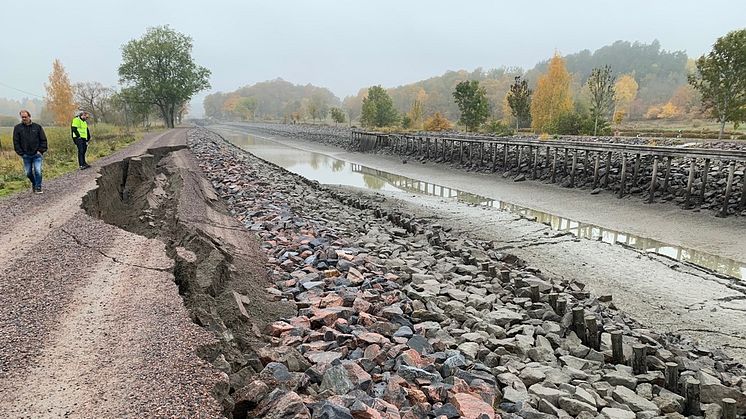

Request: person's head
left=77, top=110, right=89, bottom=120
left=19, top=110, right=31, bottom=125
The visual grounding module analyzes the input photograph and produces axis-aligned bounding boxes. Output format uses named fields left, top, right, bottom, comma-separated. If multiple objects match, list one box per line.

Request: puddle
left=221, top=129, right=746, bottom=280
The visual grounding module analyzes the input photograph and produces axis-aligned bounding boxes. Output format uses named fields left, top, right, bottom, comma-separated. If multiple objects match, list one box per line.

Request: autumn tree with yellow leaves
left=613, top=74, right=638, bottom=124
left=45, top=59, right=76, bottom=125
left=530, top=53, right=573, bottom=133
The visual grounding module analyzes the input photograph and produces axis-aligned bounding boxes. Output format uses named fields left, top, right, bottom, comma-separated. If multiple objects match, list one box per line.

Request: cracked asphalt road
left=0, top=129, right=223, bottom=418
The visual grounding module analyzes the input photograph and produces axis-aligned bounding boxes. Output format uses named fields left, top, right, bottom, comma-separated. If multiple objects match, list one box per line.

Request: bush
left=484, top=120, right=514, bottom=136
left=423, top=112, right=452, bottom=131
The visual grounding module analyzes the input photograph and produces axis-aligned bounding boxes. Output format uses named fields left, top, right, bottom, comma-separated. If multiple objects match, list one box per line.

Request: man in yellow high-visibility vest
left=71, top=110, right=92, bottom=169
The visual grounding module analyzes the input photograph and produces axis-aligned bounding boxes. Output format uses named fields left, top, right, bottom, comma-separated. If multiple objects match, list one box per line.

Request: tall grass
left=0, top=124, right=141, bottom=196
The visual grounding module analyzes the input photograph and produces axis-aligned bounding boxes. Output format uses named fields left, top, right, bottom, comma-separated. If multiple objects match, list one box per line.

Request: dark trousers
left=73, top=138, right=88, bottom=167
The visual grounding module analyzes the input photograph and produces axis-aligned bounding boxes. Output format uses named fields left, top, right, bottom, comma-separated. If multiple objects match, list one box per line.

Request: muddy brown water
left=223, top=130, right=746, bottom=280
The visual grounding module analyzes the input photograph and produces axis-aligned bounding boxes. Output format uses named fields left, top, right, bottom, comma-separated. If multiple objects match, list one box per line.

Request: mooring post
left=611, top=330, right=624, bottom=364
left=684, top=159, right=697, bottom=207
left=618, top=154, right=628, bottom=198
left=648, top=156, right=659, bottom=203
left=721, top=161, right=736, bottom=217
left=699, top=158, right=710, bottom=205
left=585, top=315, right=599, bottom=350
left=551, top=148, right=558, bottom=183
left=604, top=151, right=612, bottom=187
left=572, top=307, right=586, bottom=343
left=664, top=362, right=679, bottom=392
left=685, top=380, right=701, bottom=416
left=632, top=344, right=647, bottom=374
left=593, top=153, right=601, bottom=188
left=570, top=150, right=578, bottom=187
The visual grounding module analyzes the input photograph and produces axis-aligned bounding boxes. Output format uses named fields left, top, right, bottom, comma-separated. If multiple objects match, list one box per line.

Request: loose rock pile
left=188, top=127, right=746, bottom=418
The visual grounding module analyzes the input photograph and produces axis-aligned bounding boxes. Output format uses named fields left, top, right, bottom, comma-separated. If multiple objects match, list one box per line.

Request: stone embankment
left=187, top=126, right=745, bottom=418
left=240, top=123, right=746, bottom=217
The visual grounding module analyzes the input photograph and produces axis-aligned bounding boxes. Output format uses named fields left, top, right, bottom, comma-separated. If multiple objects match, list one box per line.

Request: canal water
left=220, top=129, right=746, bottom=280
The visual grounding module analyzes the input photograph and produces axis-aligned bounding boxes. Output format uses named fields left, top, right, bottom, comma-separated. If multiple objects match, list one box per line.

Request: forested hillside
left=203, top=78, right=340, bottom=122
left=203, top=40, right=699, bottom=125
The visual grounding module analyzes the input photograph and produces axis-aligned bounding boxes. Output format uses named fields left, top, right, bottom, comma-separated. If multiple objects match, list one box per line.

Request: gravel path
left=0, top=129, right=224, bottom=418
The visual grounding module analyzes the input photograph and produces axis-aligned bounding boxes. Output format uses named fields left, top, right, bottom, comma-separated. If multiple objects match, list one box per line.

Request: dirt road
left=0, top=130, right=223, bottom=418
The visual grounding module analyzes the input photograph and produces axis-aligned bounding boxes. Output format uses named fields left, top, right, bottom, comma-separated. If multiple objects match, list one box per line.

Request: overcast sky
left=1, top=0, right=744, bottom=116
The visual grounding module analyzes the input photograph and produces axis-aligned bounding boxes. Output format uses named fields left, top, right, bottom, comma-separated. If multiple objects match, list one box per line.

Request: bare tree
left=75, top=81, right=114, bottom=123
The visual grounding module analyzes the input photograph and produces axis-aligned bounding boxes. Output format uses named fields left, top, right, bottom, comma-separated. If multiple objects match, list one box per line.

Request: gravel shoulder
left=0, top=129, right=224, bottom=418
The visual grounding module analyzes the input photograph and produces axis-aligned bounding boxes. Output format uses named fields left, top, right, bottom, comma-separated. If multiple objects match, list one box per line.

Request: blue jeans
left=22, top=153, right=43, bottom=189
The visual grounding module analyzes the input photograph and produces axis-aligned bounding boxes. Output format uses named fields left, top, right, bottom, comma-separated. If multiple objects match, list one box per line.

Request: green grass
left=0, top=124, right=143, bottom=197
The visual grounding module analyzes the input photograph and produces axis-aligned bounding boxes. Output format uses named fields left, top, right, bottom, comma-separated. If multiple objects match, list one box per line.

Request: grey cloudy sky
left=1, top=0, right=744, bottom=116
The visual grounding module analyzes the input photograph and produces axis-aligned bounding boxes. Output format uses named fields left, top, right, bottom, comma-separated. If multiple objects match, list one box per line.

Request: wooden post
left=699, top=158, right=710, bottom=205
left=563, top=148, right=569, bottom=173
left=648, top=156, right=659, bottom=203
left=721, top=161, right=736, bottom=217
left=545, top=146, right=551, bottom=168
left=585, top=315, right=599, bottom=350
left=603, top=151, right=612, bottom=187
left=551, top=148, right=558, bottom=183
left=611, top=330, right=624, bottom=364
left=632, top=344, right=647, bottom=374
left=548, top=293, right=558, bottom=311
left=570, top=150, right=578, bottom=187
left=593, top=153, right=600, bottom=188
left=491, top=142, right=497, bottom=171
left=662, top=156, right=672, bottom=193
left=632, top=153, right=641, bottom=186
left=503, top=144, right=509, bottom=169
left=517, top=146, right=524, bottom=173
left=684, top=159, right=697, bottom=207
left=556, top=298, right=567, bottom=315
left=740, top=171, right=746, bottom=210
left=460, top=141, right=464, bottom=164
left=618, top=154, right=627, bottom=198
left=664, top=362, right=679, bottom=392
left=722, top=398, right=737, bottom=419
left=572, top=307, right=586, bottom=343
left=685, top=380, right=701, bottom=416
left=533, top=146, right=539, bottom=179
left=530, top=285, right=540, bottom=302
left=583, top=150, right=590, bottom=177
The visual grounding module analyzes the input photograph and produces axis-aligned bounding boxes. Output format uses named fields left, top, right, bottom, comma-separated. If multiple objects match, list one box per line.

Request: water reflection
left=224, top=130, right=745, bottom=280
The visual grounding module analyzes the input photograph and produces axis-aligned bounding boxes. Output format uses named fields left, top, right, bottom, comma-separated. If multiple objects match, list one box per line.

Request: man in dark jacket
left=13, top=110, right=48, bottom=194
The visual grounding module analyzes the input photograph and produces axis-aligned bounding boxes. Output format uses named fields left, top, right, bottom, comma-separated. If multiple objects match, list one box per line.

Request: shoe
left=80, top=164, right=91, bottom=170
left=34, top=186, right=43, bottom=194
